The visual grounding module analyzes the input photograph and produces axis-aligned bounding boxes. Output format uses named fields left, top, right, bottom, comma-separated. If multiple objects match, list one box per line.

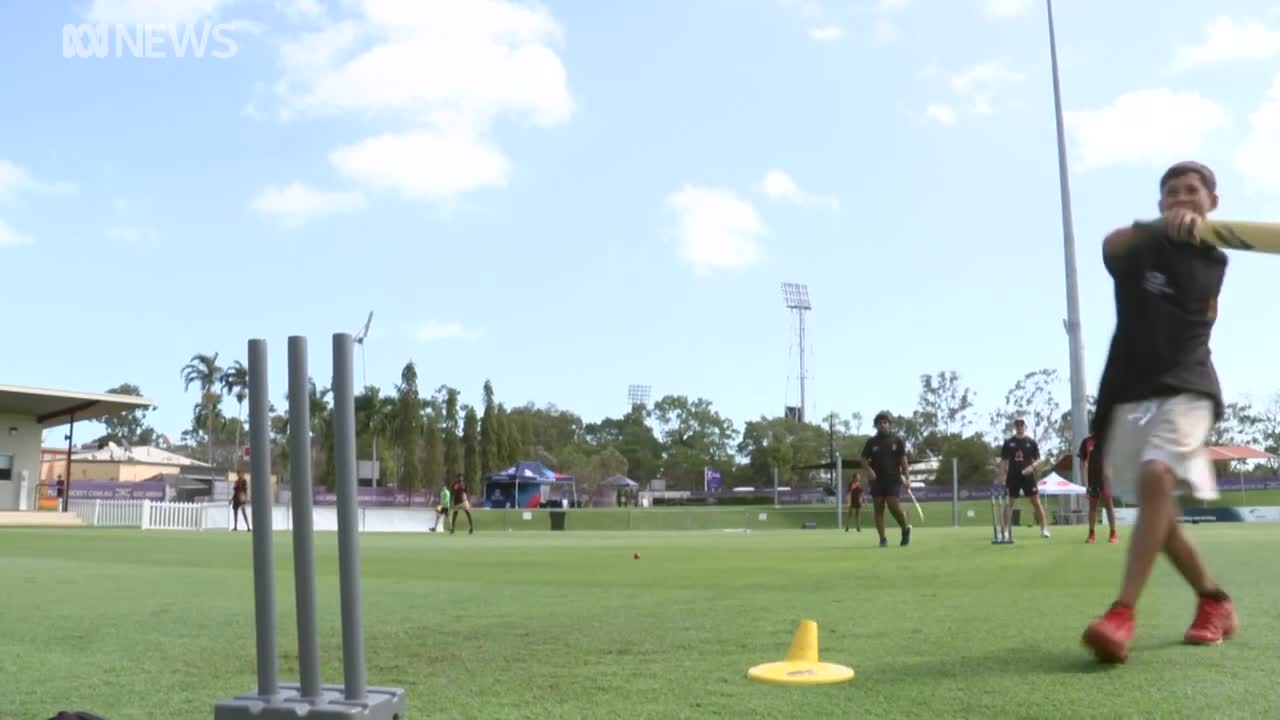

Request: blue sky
left=3, top=0, right=1280, bottom=449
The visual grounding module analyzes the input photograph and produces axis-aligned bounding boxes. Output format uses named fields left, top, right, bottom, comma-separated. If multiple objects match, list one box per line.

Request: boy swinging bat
left=1081, top=160, right=1239, bottom=664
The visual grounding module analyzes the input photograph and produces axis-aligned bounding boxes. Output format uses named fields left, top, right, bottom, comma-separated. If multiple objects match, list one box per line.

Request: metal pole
left=798, top=311, right=806, bottom=423
left=332, top=333, right=367, bottom=701
left=287, top=337, right=321, bottom=701
left=952, top=457, right=959, bottom=528
left=1047, top=0, right=1090, bottom=487
left=835, top=452, right=843, bottom=530
left=62, top=415, right=75, bottom=512
left=247, top=339, right=278, bottom=701
left=772, top=465, right=779, bottom=506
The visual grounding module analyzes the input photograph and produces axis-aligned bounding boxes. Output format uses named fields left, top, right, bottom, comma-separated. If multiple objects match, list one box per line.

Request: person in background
left=231, top=472, right=250, bottom=532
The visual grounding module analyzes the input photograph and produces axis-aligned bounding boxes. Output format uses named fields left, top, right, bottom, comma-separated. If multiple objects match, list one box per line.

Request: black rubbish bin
left=1011, top=508, right=1022, bottom=526
left=549, top=510, right=567, bottom=531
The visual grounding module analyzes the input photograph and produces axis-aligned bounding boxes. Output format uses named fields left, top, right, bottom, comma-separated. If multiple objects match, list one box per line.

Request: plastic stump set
left=213, top=335, right=406, bottom=719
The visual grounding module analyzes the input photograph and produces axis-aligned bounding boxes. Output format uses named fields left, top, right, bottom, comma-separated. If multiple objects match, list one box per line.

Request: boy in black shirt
left=859, top=411, right=911, bottom=547
left=1078, top=432, right=1117, bottom=544
left=999, top=418, right=1047, bottom=539
left=1081, top=161, right=1237, bottom=664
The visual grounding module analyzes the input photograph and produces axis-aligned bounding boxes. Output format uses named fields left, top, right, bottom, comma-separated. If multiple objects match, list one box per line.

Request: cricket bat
left=1155, top=219, right=1280, bottom=253
left=905, top=487, right=925, bottom=522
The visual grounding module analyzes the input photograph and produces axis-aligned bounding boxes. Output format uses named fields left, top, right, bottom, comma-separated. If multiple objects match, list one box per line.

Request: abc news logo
left=62, top=23, right=239, bottom=60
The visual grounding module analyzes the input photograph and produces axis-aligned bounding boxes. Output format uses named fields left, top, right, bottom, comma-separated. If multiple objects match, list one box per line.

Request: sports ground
left=5, top=512, right=1278, bottom=719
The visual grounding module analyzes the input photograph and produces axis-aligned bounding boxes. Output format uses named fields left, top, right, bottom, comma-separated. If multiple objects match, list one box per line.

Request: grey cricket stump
left=289, top=336, right=322, bottom=701
left=247, top=339, right=279, bottom=702
left=214, top=335, right=405, bottom=719
left=332, top=332, right=367, bottom=701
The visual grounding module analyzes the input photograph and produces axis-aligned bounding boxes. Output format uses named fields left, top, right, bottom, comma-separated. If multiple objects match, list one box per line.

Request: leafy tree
left=396, top=362, right=422, bottom=496
left=463, top=406, right=480, bottom=490
left=97, top=383, right=158, bottom=447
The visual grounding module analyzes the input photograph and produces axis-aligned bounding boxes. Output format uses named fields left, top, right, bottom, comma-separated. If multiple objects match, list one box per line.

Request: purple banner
left=704, top=467, right=722, bottom=493
left=68, top=480, right=167, bottom=500
left=312, top=486, right=432, bottom=507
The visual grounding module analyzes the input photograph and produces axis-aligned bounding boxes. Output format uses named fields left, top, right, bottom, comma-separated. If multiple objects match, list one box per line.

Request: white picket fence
left=66, top=499, right=442, bottom=532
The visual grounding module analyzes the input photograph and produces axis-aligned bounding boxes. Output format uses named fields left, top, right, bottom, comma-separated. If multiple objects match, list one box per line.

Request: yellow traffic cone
left=746, top=619, right=855, bottom=685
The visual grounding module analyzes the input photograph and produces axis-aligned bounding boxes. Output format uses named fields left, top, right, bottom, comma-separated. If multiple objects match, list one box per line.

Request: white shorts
left=1102, top=394, right=1218, bottom=503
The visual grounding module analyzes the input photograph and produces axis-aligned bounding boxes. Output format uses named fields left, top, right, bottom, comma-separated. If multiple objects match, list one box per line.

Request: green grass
left=3, top=524, right=1279, bottom=719
left=469, top=488, right=1280, bottom=532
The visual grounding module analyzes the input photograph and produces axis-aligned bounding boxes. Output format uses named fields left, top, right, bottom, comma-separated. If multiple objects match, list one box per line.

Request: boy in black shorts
left=1080, top=161, right=1237, bottom=663
left=1000, top=418, right=1047, bottom=539
left=1079, top=432, right=1117, bottom=544
left=859, top=411, right=911, bottom=547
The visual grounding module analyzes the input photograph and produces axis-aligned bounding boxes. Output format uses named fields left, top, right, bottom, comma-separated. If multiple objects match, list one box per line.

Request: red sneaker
left=1086, top=533, right=1096, bottom=544
left=1184, top=594, right=1238, bottom=645
left=1108, top=532, right=1119, bottom=544
left=1082, top=603, right=1134, bottom=663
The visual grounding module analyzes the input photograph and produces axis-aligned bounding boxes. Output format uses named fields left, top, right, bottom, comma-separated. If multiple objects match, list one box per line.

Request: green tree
left=97, top=383, right=158, bottom=447
left=441, top=386, right=461, bottom=484
left=479, top=380, right=498, bottom=474
left=422, top=411, right=444, bottom=492
left=221, top=361, right=249, bottom=470
left=583, top=405, right=662, bottom=485
left=396, top=362, right=423, bottom=497
left=463, top=406, right=480, bottom=491
left=934, top=433, right=999, bottom=486
left=181, top=352, right=224, bottom=464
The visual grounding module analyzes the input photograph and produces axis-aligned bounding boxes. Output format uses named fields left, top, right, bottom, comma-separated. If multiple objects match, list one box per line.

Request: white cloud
left=0, top=161, right=35, bottom=203
left=0, top=220, right=32, bottom=247
left=329, top=129, right=510, bottom=200
left=921, top=61, right=1023, bottom=123
left=925, top=103, right=957, bottom=125
left=0, top=160, right=76, bottom=203
left=276, top=0, right=325, bottom=21
left=981, top=0, right=1033, bottom=19
left=760, top=170, right=839, bottom=209
left=105, top=224, right=162, bottom=247
left=950, top=61, right=1024, bottom=113
left=269, top=0, right=573, bottom=204
left=251, top=182, right=367, bottom=228
left=85, top=0, right=235, bottom=24
left=414, top=320, right=480, bottom=343
left=1065, top=89, right=1230, bottom=171
left=1233, top=74, right=1280, bottom=195
left=808, top=25, right=844, bottom=41
left=666, top=186, right=767, bottom=276
left=1174, top=16, right=1280, bottom=69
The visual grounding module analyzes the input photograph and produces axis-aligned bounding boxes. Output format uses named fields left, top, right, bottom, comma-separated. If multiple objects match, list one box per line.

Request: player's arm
left=859, top=440, right=875, bottom=479
left=998, top=441, right=1011, bottom=480
left=1023, top=440, right=1042, bottom=475
left=896, top=441, right=909, bottom=480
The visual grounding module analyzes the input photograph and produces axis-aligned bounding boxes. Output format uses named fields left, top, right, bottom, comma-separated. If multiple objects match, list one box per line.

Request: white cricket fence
left=67, top=499, right=443, bottom=533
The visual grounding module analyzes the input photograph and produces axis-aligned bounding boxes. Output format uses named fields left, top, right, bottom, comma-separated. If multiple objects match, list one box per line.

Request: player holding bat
left=1081, top=161, right=1238, bottom=664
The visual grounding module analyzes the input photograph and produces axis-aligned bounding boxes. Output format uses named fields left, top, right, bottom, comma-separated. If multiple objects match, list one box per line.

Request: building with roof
left=0, top=384, right=155, bottom=511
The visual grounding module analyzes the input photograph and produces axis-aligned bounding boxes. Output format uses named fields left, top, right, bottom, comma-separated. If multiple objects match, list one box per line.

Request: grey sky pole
left=246, top=339, right=278, bottom=701
left=287, top=336, right=321, bottom=702
left=835, top=452, right=843, bottom=530
left=952, top=458, right=959, bottom=528
left=1047, top=0, right=1090, bottom=486
left=772, top=465, right=779, bottom=506
left=332, top=332, right=367, bottom=701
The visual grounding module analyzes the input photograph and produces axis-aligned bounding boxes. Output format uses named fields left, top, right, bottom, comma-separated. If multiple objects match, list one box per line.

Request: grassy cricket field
left=3, top=519, right=1278, bottom=719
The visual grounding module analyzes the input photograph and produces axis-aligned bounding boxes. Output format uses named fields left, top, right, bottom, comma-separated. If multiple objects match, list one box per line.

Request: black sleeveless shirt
left=1092, top=224, right=1227, bottom=438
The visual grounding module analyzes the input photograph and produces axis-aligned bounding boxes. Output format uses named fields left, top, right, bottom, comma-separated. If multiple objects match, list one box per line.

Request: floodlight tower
left=353, top=312, right=376, bottom=486
left=781, top=282, right=811, bottom=423
left=1047, top=0, right=1089, bottom=487
left=627, top=384, right=651, bottom=409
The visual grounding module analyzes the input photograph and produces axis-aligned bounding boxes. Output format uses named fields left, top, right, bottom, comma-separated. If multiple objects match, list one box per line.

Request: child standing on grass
left=1081, top=161, right=1238, bottom=663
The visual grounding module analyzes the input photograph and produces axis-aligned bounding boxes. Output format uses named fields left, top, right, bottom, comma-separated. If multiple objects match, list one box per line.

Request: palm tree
left=182, top=352, right=224, bottom=465
left=221, top=360, right=249, bottom=470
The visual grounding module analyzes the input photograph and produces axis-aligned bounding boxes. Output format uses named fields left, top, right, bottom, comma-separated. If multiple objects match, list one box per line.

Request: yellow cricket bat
left=1192, top=220, right=1280, bottom=253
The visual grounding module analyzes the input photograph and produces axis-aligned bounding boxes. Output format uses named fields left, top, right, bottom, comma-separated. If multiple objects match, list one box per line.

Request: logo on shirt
left=1143, top=271, right=1174, bottom=296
